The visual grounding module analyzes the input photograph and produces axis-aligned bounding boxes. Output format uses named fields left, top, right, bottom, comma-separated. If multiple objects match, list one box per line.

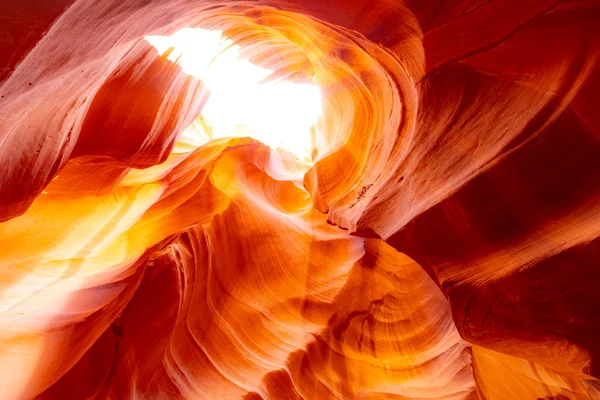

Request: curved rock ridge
left=0, top=0, right=599, bottom=399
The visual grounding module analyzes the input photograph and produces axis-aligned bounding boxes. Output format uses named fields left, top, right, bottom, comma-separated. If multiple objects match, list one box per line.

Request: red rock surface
left=0, top=1, right=599, bottom=399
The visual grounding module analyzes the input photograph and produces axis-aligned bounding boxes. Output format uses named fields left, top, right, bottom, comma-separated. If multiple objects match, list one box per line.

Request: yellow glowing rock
left=0, top=1, right=598, bottom=399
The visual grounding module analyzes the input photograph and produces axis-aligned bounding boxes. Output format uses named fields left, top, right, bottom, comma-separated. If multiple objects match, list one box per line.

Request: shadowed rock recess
left=1, top=1, right=599, bottom=399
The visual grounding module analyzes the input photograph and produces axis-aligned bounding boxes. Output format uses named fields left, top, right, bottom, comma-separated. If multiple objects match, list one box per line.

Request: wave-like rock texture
left=1, top=0, right=599, bottom=399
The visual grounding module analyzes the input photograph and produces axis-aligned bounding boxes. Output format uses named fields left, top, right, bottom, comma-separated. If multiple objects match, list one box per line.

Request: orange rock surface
left=0, top=1, right=599, bottom=399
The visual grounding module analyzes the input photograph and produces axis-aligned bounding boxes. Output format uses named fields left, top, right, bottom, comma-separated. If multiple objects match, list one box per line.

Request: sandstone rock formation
left=0, top=0, right=599, bottom=399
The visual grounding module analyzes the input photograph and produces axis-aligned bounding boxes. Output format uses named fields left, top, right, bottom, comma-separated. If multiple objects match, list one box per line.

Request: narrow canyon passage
left=0, top=1, right=599, bottom=399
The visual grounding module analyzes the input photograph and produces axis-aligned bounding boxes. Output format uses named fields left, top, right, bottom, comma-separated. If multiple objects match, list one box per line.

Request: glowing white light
left=145, top=28, right=322, bottom=159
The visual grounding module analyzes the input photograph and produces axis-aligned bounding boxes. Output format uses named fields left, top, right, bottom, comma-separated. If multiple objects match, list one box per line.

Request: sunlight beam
left=145, top=28, right=322, bottom=160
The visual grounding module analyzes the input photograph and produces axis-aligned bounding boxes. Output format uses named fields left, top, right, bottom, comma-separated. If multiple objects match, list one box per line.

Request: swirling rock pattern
left=0, top=0, right=599, bottom=399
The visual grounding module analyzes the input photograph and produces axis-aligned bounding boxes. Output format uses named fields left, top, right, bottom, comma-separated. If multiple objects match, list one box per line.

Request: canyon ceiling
left=0, top=0, right=599, bottom=399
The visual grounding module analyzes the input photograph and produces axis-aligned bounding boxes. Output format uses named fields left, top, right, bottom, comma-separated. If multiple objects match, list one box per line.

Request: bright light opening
left=145, top=28, right=322, bottom=160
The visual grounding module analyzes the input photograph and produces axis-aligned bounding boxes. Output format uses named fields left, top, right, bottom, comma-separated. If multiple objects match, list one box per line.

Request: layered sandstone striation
left=0, top=0, right=599, bottom=399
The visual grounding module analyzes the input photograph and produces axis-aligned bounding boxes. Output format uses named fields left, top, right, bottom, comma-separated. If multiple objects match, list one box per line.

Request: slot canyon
left=0, top=0, right=599, bottom=399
